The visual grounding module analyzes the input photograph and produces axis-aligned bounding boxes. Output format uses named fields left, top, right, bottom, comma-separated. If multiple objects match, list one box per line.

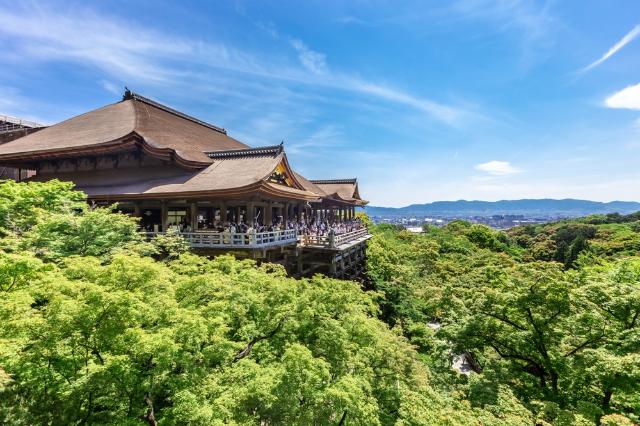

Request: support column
left=219, top=201, right=226, bottom=223
left=265, top=202, right=273, bottom=226
left=190, top=201, right=198, bottom=231
left=283, top=202, right=289, bottom=223
left=161, top=200, right=168, bottom=232
left=297, top=202, right=304, bottom=221
left=247, top=202, right=255, bottom=225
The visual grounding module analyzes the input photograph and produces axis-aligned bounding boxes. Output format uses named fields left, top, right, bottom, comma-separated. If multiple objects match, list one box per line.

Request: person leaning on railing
left=245, top=223, right=255, bottom=245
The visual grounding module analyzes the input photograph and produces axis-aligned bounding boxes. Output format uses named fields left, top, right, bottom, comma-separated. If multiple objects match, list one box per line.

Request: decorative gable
left=267, top=161, right=295, bottom=187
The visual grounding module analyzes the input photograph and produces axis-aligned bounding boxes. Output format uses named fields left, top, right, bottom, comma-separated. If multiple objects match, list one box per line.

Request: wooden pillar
left=133, top=202, right=141, bottom=217
left=219, top=201, right=226, bottom=223
left=283, top=202, right=289, bottom=223
left=190, top=201, right=198, bottom=230
left=161, top=200, right=168, bottom=232
left=247, top=202, right=255, bottom=225
left=265, top=202, right=273, bottom=226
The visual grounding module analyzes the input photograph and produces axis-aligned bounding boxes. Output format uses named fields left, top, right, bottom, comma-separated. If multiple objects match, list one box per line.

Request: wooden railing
left=142, top=229, right=298, bottom=249
left=142, top=227, right=371, bottom=250
left=333, top=228, right=370, bottom=247
left=300, top=228, right=371, bottom=249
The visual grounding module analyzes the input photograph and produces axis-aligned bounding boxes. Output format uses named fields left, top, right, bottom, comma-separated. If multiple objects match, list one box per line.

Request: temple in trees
left=0, top=90, right=370, bottom=278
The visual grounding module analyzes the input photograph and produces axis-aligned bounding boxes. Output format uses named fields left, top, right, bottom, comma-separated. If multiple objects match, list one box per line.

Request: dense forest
left=0, top=180, right=638, bottom=425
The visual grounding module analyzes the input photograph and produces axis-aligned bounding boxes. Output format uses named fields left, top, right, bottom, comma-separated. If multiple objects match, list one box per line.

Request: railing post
left=329, top=232, right=335, bottom=248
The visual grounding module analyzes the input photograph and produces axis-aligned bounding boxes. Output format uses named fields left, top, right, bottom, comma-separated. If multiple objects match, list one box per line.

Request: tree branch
left=480, top=311, right=527, bottom=331
left=234, top=317, right=287, bottom=362
left=141, top=393, right=157, bottom=426
left=338, top=410, right=348, bottom=426
left=564, top=334, right=605, bottom=357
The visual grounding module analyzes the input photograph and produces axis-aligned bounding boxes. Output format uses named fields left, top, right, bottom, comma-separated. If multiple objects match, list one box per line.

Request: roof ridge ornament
left=121, top=88, right=227, bottom=135
left=206, top=144, right=284, bottom=159
left=309, top=178, right=358, bottom=184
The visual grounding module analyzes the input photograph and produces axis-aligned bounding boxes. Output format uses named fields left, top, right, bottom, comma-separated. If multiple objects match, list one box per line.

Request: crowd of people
left=165, top=216, right=365, bottom=238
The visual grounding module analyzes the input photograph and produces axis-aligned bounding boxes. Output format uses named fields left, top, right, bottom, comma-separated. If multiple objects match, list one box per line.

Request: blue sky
left=1, top=0, right=639, bottom=206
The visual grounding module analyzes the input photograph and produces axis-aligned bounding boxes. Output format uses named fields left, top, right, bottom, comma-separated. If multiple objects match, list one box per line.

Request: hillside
left=366, top=214, right=640, bottom=424
left=365, top=199, right=640, bottom=217
left=1, top=181, right=638, bottom=425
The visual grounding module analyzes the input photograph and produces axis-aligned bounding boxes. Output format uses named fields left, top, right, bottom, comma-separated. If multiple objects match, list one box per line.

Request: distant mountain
left=365, top=199, right=640, bottom=218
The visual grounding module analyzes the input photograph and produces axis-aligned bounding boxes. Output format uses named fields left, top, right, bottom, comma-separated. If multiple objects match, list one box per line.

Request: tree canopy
left=0, top=180, right=638, bottom=425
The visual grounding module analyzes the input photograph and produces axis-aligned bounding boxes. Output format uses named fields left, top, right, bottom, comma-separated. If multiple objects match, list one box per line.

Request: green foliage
left=0, top=179, right=86, bottom=233
left=24, top=206, right=141, bottom=260
left=150, top=228, right=191, bottom=260
left=2, top=181, right=638, bottom=424
left=1, top=180, right=511, bottom=426
left=367, top=218, right=640, bottom=424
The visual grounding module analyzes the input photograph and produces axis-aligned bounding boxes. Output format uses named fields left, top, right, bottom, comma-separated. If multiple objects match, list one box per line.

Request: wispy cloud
left=99, top=80, right=121, bottom=95
left=0, top=86, right=50, bottom=124
left=451, top=0, right=556, bottom=44
left=0, top=5, right=482, bottom=128
left=334, top=16, right=367, bottom=25
left=474, top=160, right=521, bottom=176
left=287, top=125, right=343, bottom=155
left=289, top=39, right=327, bottom=74
left=605, top=83, right=640, bottom=110
left=580, top=24, right=640, bottom=73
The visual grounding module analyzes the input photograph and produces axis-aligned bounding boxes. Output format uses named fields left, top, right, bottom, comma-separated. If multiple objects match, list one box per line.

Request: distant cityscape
left=371, top=214, right=571, bottom=231
left=365, top=198, right=640, bottom=231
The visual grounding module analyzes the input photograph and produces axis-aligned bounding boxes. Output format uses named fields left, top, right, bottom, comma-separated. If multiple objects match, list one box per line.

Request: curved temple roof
left=30, top=147, right=320, bottom=201
left=310, top=179, right=368, bottom=206
left=0, top=90, right=366, bottom=205
left=0, top=90, right=247, bottom=167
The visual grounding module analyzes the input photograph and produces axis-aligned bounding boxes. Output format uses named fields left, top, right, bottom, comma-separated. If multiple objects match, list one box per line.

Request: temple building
left=0, top=90, right=370, bottom=278
left=0, top=114, right=46, bottom=180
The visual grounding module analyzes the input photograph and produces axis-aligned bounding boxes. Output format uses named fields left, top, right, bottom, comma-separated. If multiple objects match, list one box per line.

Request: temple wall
left=37, top=151, right=166, bottom=174
left=0, top=127, right=44, bottom=180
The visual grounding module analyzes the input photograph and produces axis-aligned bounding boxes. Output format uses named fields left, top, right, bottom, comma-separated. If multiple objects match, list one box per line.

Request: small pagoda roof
left=310, top=178, right=368, bottom=206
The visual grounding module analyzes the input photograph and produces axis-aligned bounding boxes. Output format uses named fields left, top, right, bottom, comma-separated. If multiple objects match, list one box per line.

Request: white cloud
left=474, top=160, right=520, bottom=176
left=580, top=25, right=640, bottom=73
left=289, top=39, right=327, bottom=74
left=605, top=83, right=640, bottom=110
left=450, top=0, right=556, bottom=47
left=0, top=5, right=480, bottom=127
left=287, top=125, right=343, bottom=155
left=100, top=80, right=121, bottom=95
left=0, top=86, right=49, bottom=124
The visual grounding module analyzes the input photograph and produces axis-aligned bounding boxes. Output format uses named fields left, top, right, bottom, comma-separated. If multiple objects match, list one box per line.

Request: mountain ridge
left=365, top=198, right=640, bottom=217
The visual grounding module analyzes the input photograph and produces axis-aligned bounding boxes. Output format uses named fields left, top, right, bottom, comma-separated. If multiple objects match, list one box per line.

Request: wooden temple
left=0, top=90, right=370, bottom=278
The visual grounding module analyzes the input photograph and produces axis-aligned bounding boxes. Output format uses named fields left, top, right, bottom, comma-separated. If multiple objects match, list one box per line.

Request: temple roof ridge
left=123, top=88, right=227, bottom=135
left=309, top=178, right=357, bottom=184
left=206, top=143, right=284, bottom=158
